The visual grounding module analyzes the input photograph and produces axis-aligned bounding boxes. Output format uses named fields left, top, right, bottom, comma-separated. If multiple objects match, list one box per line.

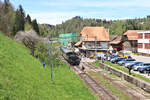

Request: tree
left=13, top=5, right=25, bottom=35
left=32, top=19, right=39, bottom=34
left=26, top=14, right=31, bottom=24
left=0, top=0, right=15, bottom=35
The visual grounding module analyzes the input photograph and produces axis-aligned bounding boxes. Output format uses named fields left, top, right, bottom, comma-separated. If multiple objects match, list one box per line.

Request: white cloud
left=29, top=11, right=81, bottom=25
left=29, top=10, right=121, bottom=25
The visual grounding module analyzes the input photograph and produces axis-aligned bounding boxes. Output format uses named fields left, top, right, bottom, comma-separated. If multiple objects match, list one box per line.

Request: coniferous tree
left=32, top=19, right=39, bottom=34
left=26, top=14, right=31, bottom=24
left=13, top=5, right=25, bottom=35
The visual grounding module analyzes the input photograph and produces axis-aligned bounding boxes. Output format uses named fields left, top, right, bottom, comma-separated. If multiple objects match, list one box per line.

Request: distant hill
left=46, top=16, right=150, bottom=37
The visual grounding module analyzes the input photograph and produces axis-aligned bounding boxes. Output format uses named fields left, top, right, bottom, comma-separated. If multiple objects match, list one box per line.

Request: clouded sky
left=7, top=0, right=150, bottom=25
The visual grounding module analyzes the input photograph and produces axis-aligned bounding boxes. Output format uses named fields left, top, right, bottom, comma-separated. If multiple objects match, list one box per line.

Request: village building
left=79, top=27, right=110, bottom=56
left=138, top=31, right=150, bottom=55
left=122, top=30, right=139, bottom=53
left=109, top=36, right=123, bottom=51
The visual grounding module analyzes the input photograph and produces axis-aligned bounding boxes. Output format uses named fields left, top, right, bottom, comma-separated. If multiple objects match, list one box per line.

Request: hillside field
left=0, top=33, right=96, bottom=100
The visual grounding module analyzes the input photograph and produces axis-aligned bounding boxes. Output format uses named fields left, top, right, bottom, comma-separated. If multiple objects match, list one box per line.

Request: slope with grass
left=0, top=33, right=96, bottom=100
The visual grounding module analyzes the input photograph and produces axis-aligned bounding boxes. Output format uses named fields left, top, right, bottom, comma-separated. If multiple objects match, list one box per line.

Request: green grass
left=0, top=33, right=97, bottom=100
left=104, top=61, right=150, bottom=83
left=89, top=71, right=131, bottom=100
left=92, top=60, right=99, bottom=67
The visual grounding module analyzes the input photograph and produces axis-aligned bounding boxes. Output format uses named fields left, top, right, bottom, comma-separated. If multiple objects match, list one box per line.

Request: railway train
left=60, top=46, right=81, bottom=65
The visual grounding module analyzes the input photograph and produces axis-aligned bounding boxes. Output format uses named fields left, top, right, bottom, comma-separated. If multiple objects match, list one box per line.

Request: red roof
left=123, top=30, right=139, bottom=40
left=81, top=27, right=109, bottom=41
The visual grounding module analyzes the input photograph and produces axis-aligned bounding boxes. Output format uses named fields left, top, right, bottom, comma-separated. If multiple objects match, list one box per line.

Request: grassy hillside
left=0, top=33, right=96, bottom=100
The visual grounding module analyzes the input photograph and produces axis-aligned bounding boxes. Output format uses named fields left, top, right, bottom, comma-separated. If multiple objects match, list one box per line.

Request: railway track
left=82, top=61, right=150, bottom=100
left=75, top=66, right=117, bottom=100
left=60, top=56, right=117, bottom=100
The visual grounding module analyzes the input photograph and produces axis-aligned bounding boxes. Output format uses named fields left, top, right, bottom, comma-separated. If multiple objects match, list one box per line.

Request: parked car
left=125, top=62, right=143, bottom=69
left=111, top=57, right=125, bottom=63
left=117, top=58, right=135, bottom=66
left=125, top=61, right=136, bottom=68
left=110, top=57, right=120, bottom=63
left=108, top=54, right=119, bottom=61
left=114, top=57, right=126, bottom=64
left=96, top=54, right=106, bottom=60
left=133, top=63, right=150, bottom=71
left=138, top=65, right=150, bottom=73
left=119, top=51, right=132, bottom=58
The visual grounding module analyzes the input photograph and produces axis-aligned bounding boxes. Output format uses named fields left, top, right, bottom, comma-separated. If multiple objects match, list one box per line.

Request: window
left=144, top=43, right=150, bottom=49
left=138, top=43, right=143, bottom=48
left=138, top=34, right=143, bottom=39
left=145, top=33, right=150, bottom=39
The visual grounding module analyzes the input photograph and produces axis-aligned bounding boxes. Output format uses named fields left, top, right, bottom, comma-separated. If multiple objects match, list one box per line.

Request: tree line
left=0, top=0, right=39, bottom=36
left=47, top=16, right=150, bottom=37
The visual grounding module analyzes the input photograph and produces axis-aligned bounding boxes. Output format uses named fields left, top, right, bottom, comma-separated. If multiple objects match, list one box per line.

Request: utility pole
left=48, top=34, right=53, bottom=82
left=95, top=36, right=97, bottom=56
left=50, top=39, right=53, bottom=81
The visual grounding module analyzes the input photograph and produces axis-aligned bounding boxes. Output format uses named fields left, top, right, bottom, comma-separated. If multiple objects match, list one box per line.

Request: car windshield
left=130, top=62, right=136, bottom=64
left=122, top=59, right=126, bottom=61
left=143, top=63, right=150, bottom=66
left=136, top=63, right=143, bottom=66
left=127, top=59, right=135, bottom=61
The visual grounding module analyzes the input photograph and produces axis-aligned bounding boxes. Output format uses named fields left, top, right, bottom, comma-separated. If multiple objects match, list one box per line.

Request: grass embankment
left=88, top=71, right=131, bottom=100
left=92, top=60, right=99, bottom=67
left=104, top=61, right=150, bottom=83
left=0, top=33, right=96, bottom=100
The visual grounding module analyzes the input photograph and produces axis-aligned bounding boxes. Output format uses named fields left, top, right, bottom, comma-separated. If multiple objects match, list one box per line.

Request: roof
left=109, top=35, right=118, bottom=41
left=75, top=41, right=82, bottom=46
left=110, top=36, right=122, bottom=44
left=60, top=46, right=73, bottom=54
left=81, top=27, right=109, bottom=41
left=123, top=30, right=139, bottom=40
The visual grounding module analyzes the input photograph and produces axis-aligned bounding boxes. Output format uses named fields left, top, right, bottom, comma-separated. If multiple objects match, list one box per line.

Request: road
left=131, top=55, right=150, bottom=63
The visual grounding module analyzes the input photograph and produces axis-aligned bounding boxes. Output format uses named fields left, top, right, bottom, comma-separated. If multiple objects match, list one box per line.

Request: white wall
left=138, top=49, right=150, bottom=54
left=138, top=31, right=150, bottom=54
left=138, top=39, right=150, bottom=43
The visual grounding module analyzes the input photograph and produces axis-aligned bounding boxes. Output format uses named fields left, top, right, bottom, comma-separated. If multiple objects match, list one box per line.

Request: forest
left=49, top=16, right=150, bottom=37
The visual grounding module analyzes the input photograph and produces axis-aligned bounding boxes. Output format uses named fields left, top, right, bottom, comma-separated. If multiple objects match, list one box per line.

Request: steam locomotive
left=60, top=46, right=80, bottom=65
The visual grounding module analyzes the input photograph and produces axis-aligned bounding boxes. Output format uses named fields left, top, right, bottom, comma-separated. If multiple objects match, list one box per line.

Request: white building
left=138, top=31, right=150, bottom=54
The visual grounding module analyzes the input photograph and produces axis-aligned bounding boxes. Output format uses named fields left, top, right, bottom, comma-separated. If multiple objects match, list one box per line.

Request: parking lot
left=131, top=55, right=150, bottom=63
left=96, top=53, right=150, bottom=79
left=131, top=55, right=150, bottom=78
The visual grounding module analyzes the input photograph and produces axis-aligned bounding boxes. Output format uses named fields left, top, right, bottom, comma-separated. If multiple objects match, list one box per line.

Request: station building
left=78, top=26, right=110, bottom=57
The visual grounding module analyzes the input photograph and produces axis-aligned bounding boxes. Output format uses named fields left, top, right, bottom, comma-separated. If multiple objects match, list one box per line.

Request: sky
left=5, top=0, right=150, bottom=25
